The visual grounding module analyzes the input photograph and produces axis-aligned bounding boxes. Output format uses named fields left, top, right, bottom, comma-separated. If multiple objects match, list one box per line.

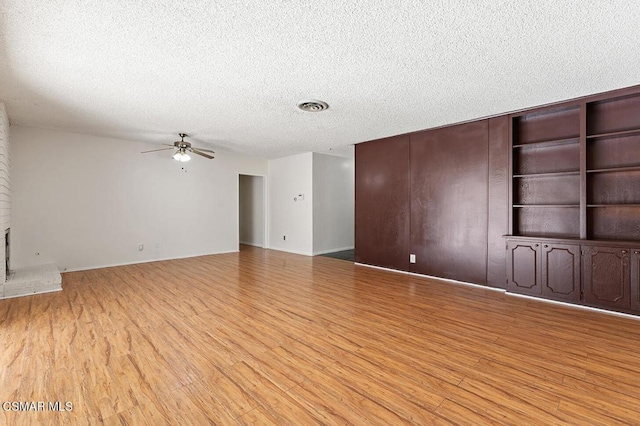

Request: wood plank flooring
left=2, top=245, right=640, bottom=424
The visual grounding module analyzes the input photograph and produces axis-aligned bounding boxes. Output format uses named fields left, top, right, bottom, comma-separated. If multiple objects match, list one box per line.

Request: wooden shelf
left=510, top=234, right=580, bottom=240
left=587, top=166, right=640, bottom=174
left=514, top=170, right=580, bottom=178
left=513, top=204, right=579, bottom=208
left=512, top=137, right=579, bottom=149
left=588, top=204, right=640, bottom=208
left=506, top=235, right=640, bottom=247
left=587, top=128, right=640, bottom=140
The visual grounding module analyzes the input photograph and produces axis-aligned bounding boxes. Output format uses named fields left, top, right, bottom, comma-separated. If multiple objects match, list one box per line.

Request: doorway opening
left=239, top=174, right=266, bottom=248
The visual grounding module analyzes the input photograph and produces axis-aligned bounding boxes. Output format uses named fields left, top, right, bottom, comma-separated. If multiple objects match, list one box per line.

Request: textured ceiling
left=1, top=1, right=640, bottom=159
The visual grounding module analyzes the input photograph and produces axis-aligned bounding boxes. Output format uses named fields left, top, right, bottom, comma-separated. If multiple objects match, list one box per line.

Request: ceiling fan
left=141, top=133, right=215, bottom=162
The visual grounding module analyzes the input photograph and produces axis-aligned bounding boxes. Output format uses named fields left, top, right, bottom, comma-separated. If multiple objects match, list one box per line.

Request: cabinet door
left=541, top=243, right=581, bottom=302
left=583, top=246, right=630, bottom=310
left=506, top=241, right=541, bottom=295
left=631, top=250, right=640, bottom=312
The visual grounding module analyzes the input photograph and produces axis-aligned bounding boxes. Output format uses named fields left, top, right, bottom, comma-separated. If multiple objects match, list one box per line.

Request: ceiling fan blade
left=192, top=147, right=215, bottom=153
left=141, top=147, right=174, bottom=153
left=191, top=148, right=215, bottom=159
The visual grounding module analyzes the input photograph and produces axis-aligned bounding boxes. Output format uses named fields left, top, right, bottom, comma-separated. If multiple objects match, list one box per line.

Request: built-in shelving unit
left=510, top=91, right=640, bottom=242
left=586, top=93, right=640, bottom=241
left=507, top=87, right=640, bottom=314
left=510, top=105, right=581, bottom=239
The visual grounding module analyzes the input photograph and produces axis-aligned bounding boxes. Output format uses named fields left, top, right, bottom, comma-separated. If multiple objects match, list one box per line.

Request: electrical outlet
left=410, top=254, right=416, bottom=263
left=138, top=244, right=144, bottom=251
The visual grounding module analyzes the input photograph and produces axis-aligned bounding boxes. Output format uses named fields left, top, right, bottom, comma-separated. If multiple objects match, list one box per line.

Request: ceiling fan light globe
left=172, top=150, right=191, bottom=162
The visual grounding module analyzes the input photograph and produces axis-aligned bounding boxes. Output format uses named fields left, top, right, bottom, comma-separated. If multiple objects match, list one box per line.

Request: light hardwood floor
left=2, top=245, right=640, bottom=425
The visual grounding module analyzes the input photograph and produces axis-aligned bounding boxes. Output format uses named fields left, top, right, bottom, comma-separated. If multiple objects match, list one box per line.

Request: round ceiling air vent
left=297, top=100, right=329, bottom=112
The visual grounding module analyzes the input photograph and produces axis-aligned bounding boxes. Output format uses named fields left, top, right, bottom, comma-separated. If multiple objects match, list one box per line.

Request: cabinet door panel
left=507, top=241, right=541, bottom=295
left=583, top=246, right=630, bottom=309
left=631, top=250, right=640, bottom=312
left=541, top=243, right=581, bottom=302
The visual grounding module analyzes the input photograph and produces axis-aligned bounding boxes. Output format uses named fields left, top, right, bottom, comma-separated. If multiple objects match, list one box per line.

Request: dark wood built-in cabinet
left=582, top=246, right=631, bottom=310
left=506, top=240, right=541, bottom=296
left=510, top=105, right=581, bottom=238
left=507, top=239, right=581, bottom=302
left=355, top=83, right=640, bottom=316
left=506, top=87, right=640, bottom=315
left=586, top=94, right=640, bottom=241
left=541, top=243, right=582, bottom=302
left=631, top=250, right=640, bottom=311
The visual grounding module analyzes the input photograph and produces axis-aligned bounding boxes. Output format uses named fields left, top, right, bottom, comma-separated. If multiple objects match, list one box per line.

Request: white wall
left=238, top=174, right=264, bottom=247
left=0, top=102, right=10, bottom=285
left=268, top=152, right=313, bottom=255
left=312, top=153, right=354, bottom=254
left=11, top=126, right=267, bottom=271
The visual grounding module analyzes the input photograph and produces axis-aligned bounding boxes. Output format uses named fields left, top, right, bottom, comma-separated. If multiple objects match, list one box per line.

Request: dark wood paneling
left=355, top=135, right=410, bottom=270
left=514, top=143, right=580, bottom=175
left=587, top=94, right=640, bottom=135
left=514, top=207, right=580, bottom=238
left=588, top=207, right=640, bottom=241
left=541, top=243, right=581, bottom=302
left=506, top=240, right=541, bottom=295
left=487, top=116, right=509, bottom=288
left=410, top=121, right=488, bottom=284
left=514, top=107, right=580, bottom=143
left=514, top=175, right=580, bottom=205
left=583, top=246, right=630, bottom=309
left=587, top=134, right=640, bottom=170
left=588, top=171, right=640, bottom=204
left=631, top=250, right=640, bottom=311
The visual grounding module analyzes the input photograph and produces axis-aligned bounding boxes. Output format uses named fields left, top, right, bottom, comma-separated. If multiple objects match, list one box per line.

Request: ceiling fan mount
left=141, top=133, right=215, bottom=161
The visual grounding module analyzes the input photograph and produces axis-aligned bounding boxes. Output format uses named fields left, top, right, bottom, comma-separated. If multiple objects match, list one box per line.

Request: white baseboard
left=61, top=250, right=239, bottom=273
left=354, top=262, right=410, bottom=274
left=355, top=262, right=640, bottom=319
left=1, top=287, right=62, bottom=300
left=266, top=247, right=313, bottom=256
left=355, top=262, right=503, bottom=292
left=507, top=292, right=640, bottom=321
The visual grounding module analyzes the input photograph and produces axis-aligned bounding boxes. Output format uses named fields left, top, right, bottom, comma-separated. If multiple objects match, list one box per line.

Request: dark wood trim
left=587, top=128, right=640, bottom=139
left=505, top=235, right=640, bottom=249
left=507, top=116, right=514, bottom=236
left=588, top=204, right=640, bottom=208
left=513, top=204, right=579, bottom=208
left=512, top=136, right=580, bottom=148
left=580, top=102, right=588, bottom=239
left=587, top=166, right=640, bottom=174
left=513, top=171, right=580, bottom=178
